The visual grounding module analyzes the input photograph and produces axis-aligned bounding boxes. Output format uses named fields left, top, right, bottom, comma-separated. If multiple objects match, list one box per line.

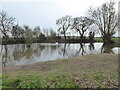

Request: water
left=1, top=43, right=119, bottom=66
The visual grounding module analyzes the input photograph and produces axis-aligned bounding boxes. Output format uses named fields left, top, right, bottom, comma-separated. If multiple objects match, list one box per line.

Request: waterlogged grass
left=2, top=54, right=118, bottom=88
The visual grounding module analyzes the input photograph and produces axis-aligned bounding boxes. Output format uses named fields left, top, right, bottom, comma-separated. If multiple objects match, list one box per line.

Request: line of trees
left=56, top=1, right=118, bottom=44
left=0, top=12, right=58, bottom=45
left=0, top=1, right=118, bottom=45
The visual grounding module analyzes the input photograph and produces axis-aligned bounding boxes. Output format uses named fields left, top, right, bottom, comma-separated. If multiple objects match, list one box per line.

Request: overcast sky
left=0, top=0, right=119, bottom=37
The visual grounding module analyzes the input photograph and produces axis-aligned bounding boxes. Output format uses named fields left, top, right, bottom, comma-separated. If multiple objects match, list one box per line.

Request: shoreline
left=3, top=53, right=118, bottom=73
left=1, top=37, right=119, bottom=47
left=1, top=41, right=120, bottom=48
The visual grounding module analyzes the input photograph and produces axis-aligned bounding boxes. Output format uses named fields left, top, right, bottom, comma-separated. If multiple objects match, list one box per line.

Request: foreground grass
left=2, top=54, right=118, bottom=88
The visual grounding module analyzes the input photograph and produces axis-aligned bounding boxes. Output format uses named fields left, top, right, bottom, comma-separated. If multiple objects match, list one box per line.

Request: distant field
left=95, top=37, right=120, bottom=42
left=95, top=37, right=120, bottom=47
left=111, top=37, right=120, bottom=41
left=94, top=37, right=103, bottom=42
left=2, top=54, right=118, bottom=88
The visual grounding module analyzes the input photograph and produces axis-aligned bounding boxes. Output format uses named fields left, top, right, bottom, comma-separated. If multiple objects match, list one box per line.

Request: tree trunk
left=102, top=34, right=112, bottom=44
left=80, top=35, right=84, bottom=40
left=78, top=30, right=84, bottom=40
left=3, top=34, right=8, bottom=45
left=64, top=33, right=66, bottom=40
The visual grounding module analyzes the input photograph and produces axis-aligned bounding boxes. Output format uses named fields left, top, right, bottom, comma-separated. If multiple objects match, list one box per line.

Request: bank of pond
left=3, top=54, right=118, bottom=88
left=1, top=37, right=119, bottom=45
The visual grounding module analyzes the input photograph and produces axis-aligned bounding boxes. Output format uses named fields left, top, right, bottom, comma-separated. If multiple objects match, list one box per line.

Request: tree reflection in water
left=101, top=43, right=114, bottom=54
left=62, top=43, right=67, bottom=57
left=33, top=43, right=45, bottom=57
left=1, top=43, right=118, bottom=67
left=89, top=43, right=95, bottom=51
left=12, top=44, right=25, bottom=60
left=2, top=45, right=11, bottom=67
left=2, top=43, right=46, bottom=67
left=79, top=43, right=86, bottom=56
left=58, top=43, right=87, bottom=57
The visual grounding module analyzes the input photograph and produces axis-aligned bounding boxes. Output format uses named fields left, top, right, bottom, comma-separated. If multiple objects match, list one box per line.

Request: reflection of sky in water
left=1, top=43, right=120, bottom=66
left=112, top=47, right=120, bottom=54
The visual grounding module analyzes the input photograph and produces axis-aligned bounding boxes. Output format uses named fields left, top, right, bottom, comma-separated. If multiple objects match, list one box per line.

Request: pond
left=1, top=43, right=119, bottom=67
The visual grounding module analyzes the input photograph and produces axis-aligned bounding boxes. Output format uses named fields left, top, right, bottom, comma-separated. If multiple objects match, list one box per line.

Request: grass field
left=94, top=37, right=120, bottom=42
left=95, top=37, right=120, bottom=47
left=2, top=54, right=118, bottom=88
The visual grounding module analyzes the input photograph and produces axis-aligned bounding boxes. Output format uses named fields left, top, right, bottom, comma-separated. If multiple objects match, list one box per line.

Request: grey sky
left=0, top=0, right=119, bottom=37
left=1, top=2, right=66, bottom=29
left=1, top=0, right=118, bottom=28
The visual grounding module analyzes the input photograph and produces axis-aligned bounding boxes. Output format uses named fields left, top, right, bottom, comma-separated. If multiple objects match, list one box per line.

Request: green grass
left=2, top=72, right=79, bottom=88
left=94, top=37, right=103, bottom=42
left=111, top=37, right=119, bottom=41
left=95, top=37, right=120, bottom=47
left=2, top=54, right=118, bottom=88
left=95, top=37, right=120, bottom=42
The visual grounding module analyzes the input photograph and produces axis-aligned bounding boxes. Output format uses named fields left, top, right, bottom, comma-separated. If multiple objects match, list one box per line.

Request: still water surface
left=1, top=43, right=119, bottom=66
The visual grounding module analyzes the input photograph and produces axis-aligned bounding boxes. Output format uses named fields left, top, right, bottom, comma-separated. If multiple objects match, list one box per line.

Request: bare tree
left=118, top=1, right=120, bottom=30
left=72, top=17, right=94, bottom=40
left=33, top=26, right=41, bottom=38
left=23, top=25, right=33, bottom=47
left=0, top=11, right=15, bottom=44
left=11, top=23, right=25, bottom=43
left=42, top=28, right=49, bottom=40
left=88, top=1, right=117, bottom=44
left=17, top=26, right=25, bottom=39
left=49, top=28, right=56, bottom=39
left=11, top=23, right=21, bottom=39
left=56, top=15, right=72, bottom=40
left=12, top=24, right=19, bottom=39
left=89, top=31, right=95, bottom=42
